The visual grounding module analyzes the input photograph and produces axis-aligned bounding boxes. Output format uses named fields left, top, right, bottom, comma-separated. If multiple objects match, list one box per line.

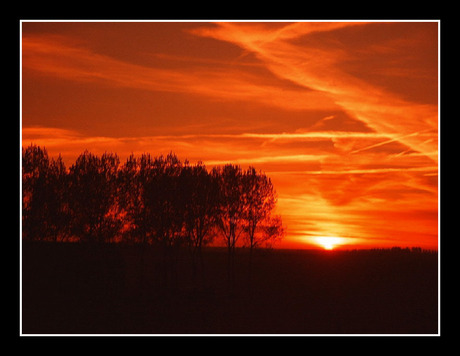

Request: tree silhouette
left=118, top=153, right=155, bottom=244
left=260, top=214, right=285, bottom=248
left=140, top=153, right=188, bottom=287
left=22, top=147, right=285, bottom=254
left=143, top=153, right=185, bottom=248
left=211, top=164, right=246, bottom=287
left=68, top=151, right=121, bottom=243
left=46, top=154, right=70, bottom=241
left=213, top=164, right=246, bottom=251
left=179, top=161, right=219, bottom=278
left=242, top=167, right=277, bottom=253
left=180, top=162, right=219, bottom=250
left=22, top=145, right=69, bottom=241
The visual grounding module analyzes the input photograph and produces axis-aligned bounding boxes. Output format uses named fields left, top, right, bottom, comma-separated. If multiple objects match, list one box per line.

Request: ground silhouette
left=21, top=241, right=438, bottom=334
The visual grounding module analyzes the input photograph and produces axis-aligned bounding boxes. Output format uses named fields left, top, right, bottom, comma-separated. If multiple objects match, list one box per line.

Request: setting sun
left=314, top=236, right=344, bottom=250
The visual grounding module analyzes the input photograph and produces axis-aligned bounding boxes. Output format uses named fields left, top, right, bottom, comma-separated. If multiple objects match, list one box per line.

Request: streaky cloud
left=191, top=21, right=439, bottom=163
left=22, top=34, right=338, bottom=112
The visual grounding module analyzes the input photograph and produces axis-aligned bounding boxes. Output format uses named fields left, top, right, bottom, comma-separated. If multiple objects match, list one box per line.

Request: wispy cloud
left=22, top=34, right=338, bottom=112
left=22, top=126, right=437, bottom=178
left=191, top=22, right=439, bottom=162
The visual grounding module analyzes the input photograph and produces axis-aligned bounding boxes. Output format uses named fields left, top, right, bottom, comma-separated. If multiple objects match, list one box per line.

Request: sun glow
left=314, top=236, right=344, bottom=250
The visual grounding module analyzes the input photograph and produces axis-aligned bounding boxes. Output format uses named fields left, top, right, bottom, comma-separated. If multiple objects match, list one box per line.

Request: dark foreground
left=21, top=242, right=438, bottom=335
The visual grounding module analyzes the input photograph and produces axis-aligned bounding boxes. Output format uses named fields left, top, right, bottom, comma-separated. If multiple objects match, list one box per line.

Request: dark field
left=21, top=242, right=438, bottom=335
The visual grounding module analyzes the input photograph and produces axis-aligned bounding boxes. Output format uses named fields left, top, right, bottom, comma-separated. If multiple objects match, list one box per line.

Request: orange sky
left=21, top=20, right=439, bottom=250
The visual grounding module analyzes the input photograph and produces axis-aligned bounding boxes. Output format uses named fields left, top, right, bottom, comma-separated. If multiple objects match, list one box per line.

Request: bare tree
left=260, top=214, right=286, bottom=249
left=242, top=167, right=277, bottom=253
left=142, top=153, right=185, bottom=287
left=181, top=163, right=218, bottom=249
left=22, top=145, right=69, bottom=241
left=68, top=151, right=121, bottom=243
left=179, top=161, right=219, bottom=278
left=212, top=164, right=246, bottom=287
left=118, top=153, right=155, bottom=244
left=46, top=154, right=70, bottom=241
left=143, top=152, right=184, bottom=248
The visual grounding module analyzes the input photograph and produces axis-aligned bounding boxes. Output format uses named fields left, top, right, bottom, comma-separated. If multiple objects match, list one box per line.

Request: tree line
left=22, top=145, right=285, bottom=257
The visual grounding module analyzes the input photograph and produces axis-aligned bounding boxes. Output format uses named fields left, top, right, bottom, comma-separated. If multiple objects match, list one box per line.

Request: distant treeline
left=339, top=246, right=437, bottom=254
left=22, top=145, right=285, bottom=253
left=369, top=247, right=437, bottom=254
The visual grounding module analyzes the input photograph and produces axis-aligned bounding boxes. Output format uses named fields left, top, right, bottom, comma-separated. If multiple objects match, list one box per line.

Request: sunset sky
left=20, top=20, right=439, bottom=250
